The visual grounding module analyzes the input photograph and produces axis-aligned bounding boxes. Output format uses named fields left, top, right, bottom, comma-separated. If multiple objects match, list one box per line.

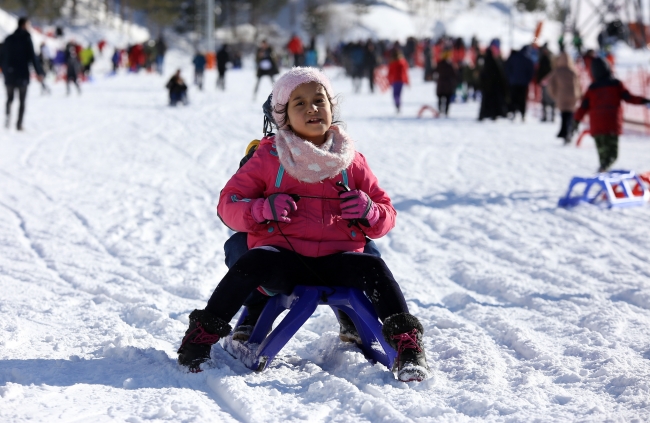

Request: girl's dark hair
left=273, top=91, right=343, bottom=130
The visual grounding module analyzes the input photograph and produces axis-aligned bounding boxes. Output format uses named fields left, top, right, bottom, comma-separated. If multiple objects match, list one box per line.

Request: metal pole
left=510, top=0, right=514, bottom=51
left=636, top=0, right=647, bottom=47
left=206, top=0, right=214, bottom=53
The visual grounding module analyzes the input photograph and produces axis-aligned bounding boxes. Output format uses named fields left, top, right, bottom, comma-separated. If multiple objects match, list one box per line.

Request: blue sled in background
left=558, top=170, right=649, bottom=208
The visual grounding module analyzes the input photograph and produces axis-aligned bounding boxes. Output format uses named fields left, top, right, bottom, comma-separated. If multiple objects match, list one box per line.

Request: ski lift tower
left=206, top=0, right=215, bottom=53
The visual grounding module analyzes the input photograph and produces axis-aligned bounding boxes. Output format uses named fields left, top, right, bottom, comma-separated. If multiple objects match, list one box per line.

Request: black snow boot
left=232, top=300, right=267, bottom=342
left=177, top=309, right=231, bottom=372
left=382, top=313, right=430, bottom=382
left=338, top=310, right=361, bottom=344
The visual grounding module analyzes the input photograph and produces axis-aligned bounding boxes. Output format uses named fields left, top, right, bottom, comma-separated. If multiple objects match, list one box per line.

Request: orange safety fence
left=619, top=66, right=650, bottom=129
left=374, top=65, right=390, bottom=93
left=206, top=52, right=216, bottom=70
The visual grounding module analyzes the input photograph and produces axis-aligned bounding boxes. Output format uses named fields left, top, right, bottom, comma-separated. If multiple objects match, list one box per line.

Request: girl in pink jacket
left=177, top=67, right=429, bottom=382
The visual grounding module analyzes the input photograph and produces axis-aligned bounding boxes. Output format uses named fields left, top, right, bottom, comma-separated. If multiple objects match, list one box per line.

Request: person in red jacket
left=387, top=49, right=409, bottom=113
left=574, top=57, right=650, bottom=172
left=286, top=33, right=304, bottom=67
left=176, top=67, right=429, bottom=382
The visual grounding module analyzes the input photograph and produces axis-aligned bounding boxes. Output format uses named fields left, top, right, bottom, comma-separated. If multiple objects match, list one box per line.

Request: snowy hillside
left=0, top=6, right=149, bottom=55
left=1, top=42, right=650, bottom=421
left=316, top=0, right=562, bottom=51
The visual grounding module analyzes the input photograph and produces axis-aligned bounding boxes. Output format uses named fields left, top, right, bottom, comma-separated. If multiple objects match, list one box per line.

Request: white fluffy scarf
left=274, top=125, right=355, bottom=183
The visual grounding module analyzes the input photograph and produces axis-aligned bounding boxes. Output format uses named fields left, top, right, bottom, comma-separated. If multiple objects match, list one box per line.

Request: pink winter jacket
left=217, top=136, right=396, bottom=257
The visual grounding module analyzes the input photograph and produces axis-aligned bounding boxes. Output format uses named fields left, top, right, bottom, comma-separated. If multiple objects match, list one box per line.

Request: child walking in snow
left=574, top=57, right=650, bottom=171
left=387, top=50, right=409, bottom=113
left=177, top=67, right=429, bottom=382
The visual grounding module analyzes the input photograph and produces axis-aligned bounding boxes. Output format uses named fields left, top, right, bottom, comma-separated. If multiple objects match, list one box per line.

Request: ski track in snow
left=1, top=50, right=650, bottom=422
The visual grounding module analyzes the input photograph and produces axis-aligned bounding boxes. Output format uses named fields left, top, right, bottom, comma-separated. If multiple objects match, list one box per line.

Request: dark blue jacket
left=505, top=49, right=534, bottom=87
left=193, top=54, right=206, bottom=72
left=1, top=28, right=44, bottom=86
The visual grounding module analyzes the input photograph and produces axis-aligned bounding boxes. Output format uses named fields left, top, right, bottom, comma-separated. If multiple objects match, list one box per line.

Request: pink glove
left=251, top=194, right=298, bottom=223
left=339, top=189, right=380, bottom=227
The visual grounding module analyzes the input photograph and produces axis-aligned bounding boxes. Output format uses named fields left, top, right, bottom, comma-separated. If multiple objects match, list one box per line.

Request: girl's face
left=286, top=82, right=332, bottom=146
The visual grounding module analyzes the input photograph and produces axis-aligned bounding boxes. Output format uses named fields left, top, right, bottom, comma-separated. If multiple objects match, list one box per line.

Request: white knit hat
left=271, top=67, right=334, bottom=128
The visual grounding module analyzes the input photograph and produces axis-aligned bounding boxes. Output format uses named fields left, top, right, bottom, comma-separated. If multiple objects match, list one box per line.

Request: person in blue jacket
left=504, top=45, right=534, bottom=122
left=192, top=52, right=206, bottom=90
left=2, top=17, right=45, bottom=131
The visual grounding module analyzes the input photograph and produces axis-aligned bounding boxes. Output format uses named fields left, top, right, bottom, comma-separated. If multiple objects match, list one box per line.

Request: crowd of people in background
left=3, top=15, right=649, bottom=172
left=294, top=31, right=647, bottom=171
left=110, top=35, right=167, bottom=75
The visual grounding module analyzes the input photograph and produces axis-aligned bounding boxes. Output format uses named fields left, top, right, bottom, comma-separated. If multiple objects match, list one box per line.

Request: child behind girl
left=574, top=57, right=650, bottom=171
left=177, top=67, right=429, bottom=382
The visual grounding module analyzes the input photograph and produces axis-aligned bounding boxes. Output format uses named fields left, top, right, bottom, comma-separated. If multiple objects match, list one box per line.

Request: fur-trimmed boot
left=232, top=300, right=267, bottom=342
left=338, top=310, right=362, bottom=344
left=177, top=309, right=232, bottom=372
left=382, top=313, right=430, bottom=382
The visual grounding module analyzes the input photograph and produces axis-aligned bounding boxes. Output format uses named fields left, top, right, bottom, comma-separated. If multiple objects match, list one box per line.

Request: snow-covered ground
left=1, top=48, right=650, bottom=422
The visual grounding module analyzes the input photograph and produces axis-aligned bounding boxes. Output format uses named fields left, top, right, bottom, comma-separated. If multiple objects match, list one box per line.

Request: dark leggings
left=557, top=111, right=574, bottom=138
left=594, top=134, right=618, bottom=171
left=254, top=75, right=275, bottom=94
left=509, top=84, right=528, bottom=118
left=206, top=247, right=409, bottom=323
left=224, top=232, right=382, bottom=319
left=392, top=82, right=404, bottom=110
left=5, top=84, right=28, bottom=125
left=438, top=94, right=451, bottom=116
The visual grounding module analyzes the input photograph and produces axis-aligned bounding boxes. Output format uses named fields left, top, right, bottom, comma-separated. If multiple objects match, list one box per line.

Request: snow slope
left=321, top=0, right=561, bottom=51
left=0, top=6, right=149, bottom=63
left=1, top=50, right=650, bottom=422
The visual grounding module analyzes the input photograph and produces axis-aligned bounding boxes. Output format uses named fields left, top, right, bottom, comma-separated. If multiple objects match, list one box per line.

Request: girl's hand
left=339, top=190, right=380, bottom=227
left=252, top=194, right=298, bottom=223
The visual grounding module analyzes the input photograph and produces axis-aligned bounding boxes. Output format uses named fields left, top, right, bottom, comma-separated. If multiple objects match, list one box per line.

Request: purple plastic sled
left=222, top=286, right=397, bottom=372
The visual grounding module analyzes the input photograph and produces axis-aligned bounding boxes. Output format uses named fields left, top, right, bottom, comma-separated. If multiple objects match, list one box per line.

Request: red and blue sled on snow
left=558, top=170, right=649, bottom=208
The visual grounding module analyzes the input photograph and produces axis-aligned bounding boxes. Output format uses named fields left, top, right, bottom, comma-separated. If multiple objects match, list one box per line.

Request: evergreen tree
left=516, top=0, right=546, bottom=12
left=302, top=0, right=331, bottom=38
left=2, top=0, right=66, bottom=23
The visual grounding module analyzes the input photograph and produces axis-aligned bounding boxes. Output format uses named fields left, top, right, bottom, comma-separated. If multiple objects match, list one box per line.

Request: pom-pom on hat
left=271, top=67, right=334, bottom=129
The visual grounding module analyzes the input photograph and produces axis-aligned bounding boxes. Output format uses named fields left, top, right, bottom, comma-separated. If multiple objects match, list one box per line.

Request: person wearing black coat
left=0, top=42, right=5, bottom=73
left=363, top=40, right=379, bottom=93
left=504, top=46, right=534, bottom=121
left=64, top=42, right=82, bottom=95
left=536, top=44, right=555, bottom=122
left=216, top=44, right=230, bottom=90
left=166, top=69, right=188, bottom=106
left=435, top=52, right=458, bottom=116
left=2, top=17, right=44, bottom=130
left=253, top=40, right=278, bottom=97
left=478, top=48, right=509, bottom=121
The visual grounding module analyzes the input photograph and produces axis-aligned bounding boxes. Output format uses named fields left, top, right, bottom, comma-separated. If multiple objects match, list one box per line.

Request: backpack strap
left=245, top=139, right=260, bottom=156
left=239, top=139, right=260, bottom=169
